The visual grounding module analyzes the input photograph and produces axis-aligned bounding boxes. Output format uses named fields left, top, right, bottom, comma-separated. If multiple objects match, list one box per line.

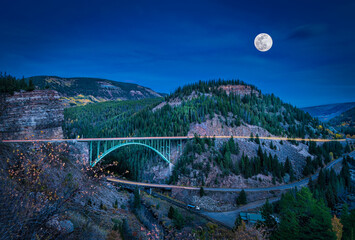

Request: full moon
left=254, top=33, right=273, bottom=52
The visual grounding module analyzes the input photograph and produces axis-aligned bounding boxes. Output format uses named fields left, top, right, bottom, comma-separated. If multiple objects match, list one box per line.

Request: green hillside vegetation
left=302, top=140, right=348, bottom=177
left=259, top=156, right=354, bottom=240
left=169, top=135, right=296, bottom=185
left=264, top=187, right=337, bottom=240
left=65, top=79, right=329, bottom=139
left=63, top=80, right=335, bottom=182
left=329, top=106, right=355, bottom=138
left=64, top=98, right=162, bottom=138
left=64, top=98, right=164, bottom=181
left=308, top=156, right=353, bottom=210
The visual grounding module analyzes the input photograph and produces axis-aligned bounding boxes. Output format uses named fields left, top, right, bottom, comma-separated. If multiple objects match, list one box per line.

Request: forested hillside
left=64, top=98, right=162, bottom=138
left=61, top=80, right=345, bottom=187
left=257, top=157, right=354, bottom=240
left=65, top=79, right=330, bottom=139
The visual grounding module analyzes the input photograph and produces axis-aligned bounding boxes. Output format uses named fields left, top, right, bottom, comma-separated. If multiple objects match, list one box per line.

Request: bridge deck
left=1, top=135, right=348, bottom=143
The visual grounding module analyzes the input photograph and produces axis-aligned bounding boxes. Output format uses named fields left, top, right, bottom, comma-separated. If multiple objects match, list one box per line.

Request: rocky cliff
left=0, top=90, right=64, bottom=140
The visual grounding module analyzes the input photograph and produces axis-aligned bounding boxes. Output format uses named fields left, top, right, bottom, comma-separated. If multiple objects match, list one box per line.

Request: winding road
left=107, top=150, right=355, bottom=192
left=201, top=151, right=355, bottom=228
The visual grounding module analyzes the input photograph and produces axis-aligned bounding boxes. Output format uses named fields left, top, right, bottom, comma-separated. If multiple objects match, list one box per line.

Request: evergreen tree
left=275, top=188, right=336, bottom=240
left=250, top=133, right=254, bottom=141
left=27, top=78, right=35, bottom=91
left=340, top=159, right=351, bottom=188
left=341, top=204, right=355, bottom=240
left=236, top=189, right=247, bottom=205
left=234, top=214, right=242, bottom=230
left=255, top=134, right=260, bottom=144
left=199, top=187, right=205, bottom=197
left=168, top=206, right=175, bottom=219
left=317, top=168, right=326, bottom=187
left=284, top=157, right=291, bottom=173
left=260, top=199, right=277, bottom=238
left=172, top=209, right=185, bottom=229
left=113, top=199, right=118, bottom=209
left=133, top=188, right=141, bottom=209
left=234, top=159, right=240, bottom=175
left=275, top=209, right=300, bottom=240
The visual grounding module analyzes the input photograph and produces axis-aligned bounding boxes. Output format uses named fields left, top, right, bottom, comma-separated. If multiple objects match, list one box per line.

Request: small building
left=240, top=212, right=265, bottom=224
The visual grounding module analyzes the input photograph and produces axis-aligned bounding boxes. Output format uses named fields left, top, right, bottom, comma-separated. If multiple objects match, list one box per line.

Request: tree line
left=257, top=156, right=354, bottom=240
left=0, top=72, right=35, bottom=94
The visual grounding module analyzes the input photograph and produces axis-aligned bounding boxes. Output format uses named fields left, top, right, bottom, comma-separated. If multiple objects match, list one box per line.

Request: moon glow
left=254, top=33, right=273, bottom=52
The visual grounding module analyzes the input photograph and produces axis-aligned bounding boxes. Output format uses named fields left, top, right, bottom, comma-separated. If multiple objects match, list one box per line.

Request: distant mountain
left=301, top=102, right=355, bottom=122
left=26, top=76, right=164, bottom=106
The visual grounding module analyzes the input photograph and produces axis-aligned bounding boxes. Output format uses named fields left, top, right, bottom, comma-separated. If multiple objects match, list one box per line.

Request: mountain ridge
left=26, top=75, right=164, bottom=106
left=301, top=102, right=355, bottom=122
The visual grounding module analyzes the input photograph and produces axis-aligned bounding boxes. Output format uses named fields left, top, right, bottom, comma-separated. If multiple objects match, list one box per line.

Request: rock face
left=0, top=90, right=64, bottom=140
left=218, top=84, right=259, bottom=97
left=46, top=216, right=74, bottom=235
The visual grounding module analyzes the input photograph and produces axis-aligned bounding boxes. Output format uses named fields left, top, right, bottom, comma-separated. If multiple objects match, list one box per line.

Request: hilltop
left=110, top=79, right=328, bottom=139
left=26, top=75, right=163, bottom=106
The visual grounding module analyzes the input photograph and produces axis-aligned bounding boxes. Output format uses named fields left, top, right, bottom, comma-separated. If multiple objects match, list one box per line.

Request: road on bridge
left=1, top=135, right=350, bottom=143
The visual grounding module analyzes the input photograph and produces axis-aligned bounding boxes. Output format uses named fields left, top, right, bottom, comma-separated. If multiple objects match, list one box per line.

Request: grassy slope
left=27, top=76, right=163, bottom=105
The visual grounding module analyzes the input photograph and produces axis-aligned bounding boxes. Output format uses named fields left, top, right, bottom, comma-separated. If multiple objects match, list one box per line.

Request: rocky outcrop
left=0, top=90, right=64, bottom=140
left=46, top=216, right=74, bottom=235
left=218, top=84, right=259, bottom=97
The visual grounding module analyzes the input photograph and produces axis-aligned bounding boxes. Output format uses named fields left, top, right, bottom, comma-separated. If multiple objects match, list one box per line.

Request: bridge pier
left=169, top=162, right=173, bottom=173
left=149, top=188, right=152, bottom=195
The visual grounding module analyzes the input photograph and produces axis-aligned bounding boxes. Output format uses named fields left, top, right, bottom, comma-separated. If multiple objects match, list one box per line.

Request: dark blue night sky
left=1, top=0, right=354, bottom=107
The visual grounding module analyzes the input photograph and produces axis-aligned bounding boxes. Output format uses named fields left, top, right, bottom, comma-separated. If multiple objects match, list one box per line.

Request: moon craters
left=254, top=33, right=273, bottom=52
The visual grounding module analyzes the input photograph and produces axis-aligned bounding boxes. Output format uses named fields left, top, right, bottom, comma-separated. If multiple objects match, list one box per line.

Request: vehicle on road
left=187, top=204, right=200, bottom=210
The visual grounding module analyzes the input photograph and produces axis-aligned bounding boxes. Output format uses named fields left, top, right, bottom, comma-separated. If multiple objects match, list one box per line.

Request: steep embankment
left=27, top=76, right=163, bottom=106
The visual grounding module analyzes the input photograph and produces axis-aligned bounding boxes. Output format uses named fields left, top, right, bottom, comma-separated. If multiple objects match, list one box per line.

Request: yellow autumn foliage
left=331, top=215, right=343, bottom=240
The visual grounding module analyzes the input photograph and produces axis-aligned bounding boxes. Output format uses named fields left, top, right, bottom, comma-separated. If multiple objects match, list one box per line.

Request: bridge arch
left=91, top=142, right=170, bottom=167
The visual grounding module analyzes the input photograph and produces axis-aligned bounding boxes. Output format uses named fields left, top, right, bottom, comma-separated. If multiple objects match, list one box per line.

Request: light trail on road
left=1, top=135, right=348, bottom=143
